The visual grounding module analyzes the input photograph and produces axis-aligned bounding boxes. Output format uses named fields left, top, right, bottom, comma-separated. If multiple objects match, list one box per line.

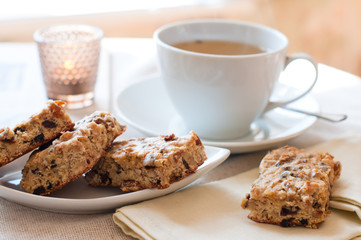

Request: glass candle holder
left=34, top=25, right=103, bottom=109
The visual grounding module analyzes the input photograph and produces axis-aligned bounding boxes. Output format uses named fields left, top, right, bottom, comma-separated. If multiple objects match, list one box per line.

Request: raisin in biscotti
left=20, top=111, right=126, bottom=195
left=241, top=146, right=341, bottom=229
left=0, top=101, right=74, bottom=168
left=85, top=131, right=207, bottom=191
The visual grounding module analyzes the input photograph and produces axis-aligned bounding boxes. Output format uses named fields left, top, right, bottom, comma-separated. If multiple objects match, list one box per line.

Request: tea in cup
left=154, top=19, right=318, bottom=140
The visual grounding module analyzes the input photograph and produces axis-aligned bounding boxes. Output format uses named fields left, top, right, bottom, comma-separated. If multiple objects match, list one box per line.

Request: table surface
left=1, top=38, right=361, bottom=239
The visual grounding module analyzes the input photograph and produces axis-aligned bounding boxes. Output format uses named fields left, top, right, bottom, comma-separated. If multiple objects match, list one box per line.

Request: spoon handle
left=281, top=106, right=347, bottom=122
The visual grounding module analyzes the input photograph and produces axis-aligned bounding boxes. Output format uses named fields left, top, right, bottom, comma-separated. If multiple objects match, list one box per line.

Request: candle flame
left=64, top=60, right=74, bottom=70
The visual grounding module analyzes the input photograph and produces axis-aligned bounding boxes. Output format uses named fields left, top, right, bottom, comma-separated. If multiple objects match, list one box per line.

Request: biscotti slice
left=20, top=111, right=126, bottom=195
left=0, top=101, right=74, bottom=168
left=241, top=146, right=341, bottom=229
left=85, top=131, right=207, bottom=191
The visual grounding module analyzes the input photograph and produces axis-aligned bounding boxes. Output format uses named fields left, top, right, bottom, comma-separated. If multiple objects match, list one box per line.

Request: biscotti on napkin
left=241, top=146, right=341, bottom=228
left=0, top=101, right=74, bottom=168
left=20, top=111, right=126, bottom=195
left=85, top=131, right=207, bottom=191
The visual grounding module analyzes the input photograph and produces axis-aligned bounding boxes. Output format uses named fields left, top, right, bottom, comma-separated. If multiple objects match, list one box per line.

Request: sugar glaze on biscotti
left=85, top=131, right=207, bottom=191
left=241, top=146, right=341, bottom=229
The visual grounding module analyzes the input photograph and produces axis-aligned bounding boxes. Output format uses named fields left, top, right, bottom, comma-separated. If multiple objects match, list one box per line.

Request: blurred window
left=0, top=0, right=223, bottom=20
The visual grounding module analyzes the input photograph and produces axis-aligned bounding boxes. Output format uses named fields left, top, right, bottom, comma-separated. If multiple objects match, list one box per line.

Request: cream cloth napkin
left=113, top=135, right=361, bottom=240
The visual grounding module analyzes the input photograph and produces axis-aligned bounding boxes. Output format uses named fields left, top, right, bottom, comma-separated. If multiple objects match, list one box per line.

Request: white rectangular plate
left=0, top=146, right=230, bottom=214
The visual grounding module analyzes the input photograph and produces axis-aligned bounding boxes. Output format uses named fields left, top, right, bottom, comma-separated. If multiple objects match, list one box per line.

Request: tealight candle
left=34, top=25, right=103, bottom=109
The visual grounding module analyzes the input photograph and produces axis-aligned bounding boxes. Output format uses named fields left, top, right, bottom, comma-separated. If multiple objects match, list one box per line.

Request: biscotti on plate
left=85, top=131, right=207, bottom=191
left=20, top=111, right=126, bottom=195
left=0, top=101, right=74, bottom=168
left=241, top=146, right=341, bottom=229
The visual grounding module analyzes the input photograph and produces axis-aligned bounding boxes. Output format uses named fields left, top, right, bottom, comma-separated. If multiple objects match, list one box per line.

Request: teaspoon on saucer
left=281, top=106, right=347, bottom=122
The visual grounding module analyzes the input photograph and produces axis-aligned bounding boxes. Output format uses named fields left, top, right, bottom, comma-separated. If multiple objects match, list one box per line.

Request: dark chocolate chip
left=116, top=164, right=124, bottom=174
left=100, top=172, right=111, bottom=184
left=34, top=133, right=44, bottom=143
left=173, top=174, right=183, bottom=181
left=300, top=219, right=308, bottom=226
left=39, top=141, right=52, bottom=150
left=182, top=158, right=190, bottom=170
left=313, top=202, right=321, bottom=208
left=94, top=118, right=105, bottom=125
left=31, top=168, right=39, bottom=174
left=145, top=166, right=156, bottom=170
left=50, top=160, right=57, bottom=169
left=33, top=186, right=46, bottom=195
left=0, top=137, right=15, bottom=143
left=281, top=206, right=299, bottom=216
left=281, top=208, right=290, bottom=216
left=47, top=182, right=53, bottom=189
left=280, top=218, right=294, bottom=227
left=42, top=120, right=57, bottom=128
left=14, top=127, right=25, bottom=133
left=164, top=134, right=175, bottom=141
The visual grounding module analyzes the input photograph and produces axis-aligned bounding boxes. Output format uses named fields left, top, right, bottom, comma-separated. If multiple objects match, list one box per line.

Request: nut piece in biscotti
left=0, top=101, right=74, bottom=168
left=85, top=131, right=207, bottom=191
left=20, top=111, right=126, bottom=195
left=241, top=146, right=341, bottom=229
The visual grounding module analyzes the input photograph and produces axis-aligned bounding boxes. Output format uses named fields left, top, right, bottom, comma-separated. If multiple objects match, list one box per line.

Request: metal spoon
left=281, top=106, right=347, bottom=122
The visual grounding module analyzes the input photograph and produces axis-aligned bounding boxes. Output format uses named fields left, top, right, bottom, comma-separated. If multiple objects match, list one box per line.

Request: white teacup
left=154, top=19, right=318, bottom=140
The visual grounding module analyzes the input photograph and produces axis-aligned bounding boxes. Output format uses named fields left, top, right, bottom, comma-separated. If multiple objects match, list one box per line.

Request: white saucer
left=114, top=75, right=319, bottom=153
left=0, top=146, right=230, bottom=214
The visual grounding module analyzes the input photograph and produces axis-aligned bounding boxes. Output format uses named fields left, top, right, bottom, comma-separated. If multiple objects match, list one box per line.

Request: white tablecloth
left=0, top=38, right=360, bottom=239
